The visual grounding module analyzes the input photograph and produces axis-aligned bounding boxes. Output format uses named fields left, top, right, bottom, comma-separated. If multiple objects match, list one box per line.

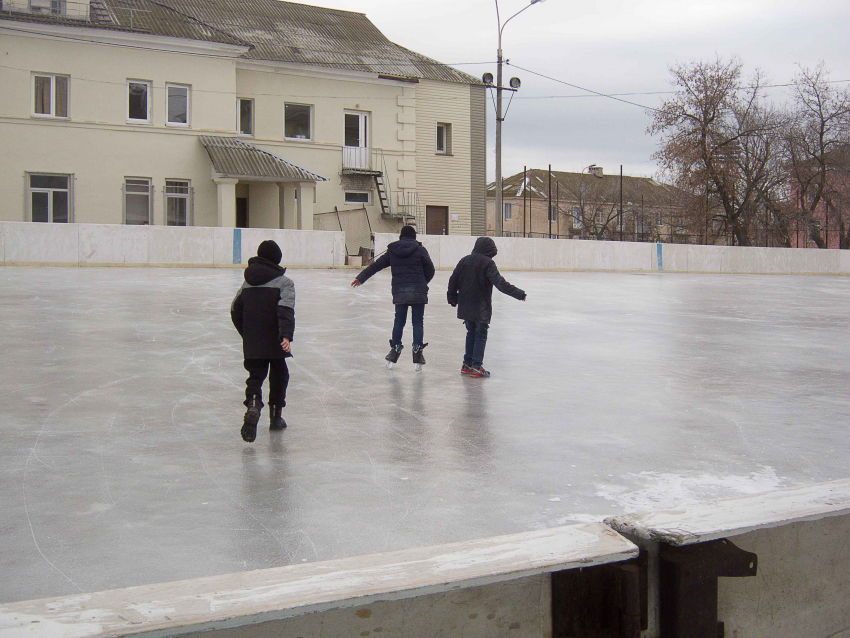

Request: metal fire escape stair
left=374, top=174, right=390, bottom=216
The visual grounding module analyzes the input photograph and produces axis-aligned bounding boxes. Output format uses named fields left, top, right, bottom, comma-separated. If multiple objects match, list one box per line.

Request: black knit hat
left=257, top=240, right=282, bottom=264
left=399, top=225, right=417, bottom=240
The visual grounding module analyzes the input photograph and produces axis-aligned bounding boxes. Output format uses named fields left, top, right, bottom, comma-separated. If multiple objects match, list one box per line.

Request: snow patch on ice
left=595, top=466, right=786, bottom=513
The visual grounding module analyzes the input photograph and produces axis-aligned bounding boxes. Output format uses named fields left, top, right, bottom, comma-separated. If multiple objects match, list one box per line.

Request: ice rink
left=2, top=266, right=850, bottom=604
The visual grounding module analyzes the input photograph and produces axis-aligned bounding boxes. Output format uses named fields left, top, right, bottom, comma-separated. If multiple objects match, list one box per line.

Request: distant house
left=487, top=168, right=689, bottom=242
left=0, top=0, right=486, bottom=237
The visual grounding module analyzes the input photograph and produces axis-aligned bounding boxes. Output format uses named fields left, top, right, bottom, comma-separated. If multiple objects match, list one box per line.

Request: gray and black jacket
left=231, top=257, right=295, bottom=359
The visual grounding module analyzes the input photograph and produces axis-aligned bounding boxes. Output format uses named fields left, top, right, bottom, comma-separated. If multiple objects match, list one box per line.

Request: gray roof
left=0, top=0, right=479, bottom=85
left=199, top=136, right=327, bottom=182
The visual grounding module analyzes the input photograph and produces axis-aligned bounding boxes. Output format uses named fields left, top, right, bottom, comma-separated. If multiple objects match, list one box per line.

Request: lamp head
left=482, top=72, right=494, bottom=85
left=509, top=77, right=521, bottom=89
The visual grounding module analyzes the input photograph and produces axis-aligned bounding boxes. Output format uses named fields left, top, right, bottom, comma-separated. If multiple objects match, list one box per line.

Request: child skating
left=231, top=240, right=295, bottom=442
left=447, top=236, right=526, bottom=378
left=351, top=225, right=435, bottom=370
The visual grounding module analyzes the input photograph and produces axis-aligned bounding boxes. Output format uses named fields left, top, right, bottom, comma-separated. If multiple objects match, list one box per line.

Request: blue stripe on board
left=233, top=228, right=242, bottom=264
left=656, top=243, right=663, bottom=270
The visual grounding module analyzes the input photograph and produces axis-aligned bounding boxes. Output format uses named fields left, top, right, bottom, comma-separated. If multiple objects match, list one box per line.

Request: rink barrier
left=373, top=233, right=850, bottom=275
left=606, top=478, right=850, bottom=638
left=0, top=524, right=637, bottom=637
left=0, top=222, right=347, bottom=268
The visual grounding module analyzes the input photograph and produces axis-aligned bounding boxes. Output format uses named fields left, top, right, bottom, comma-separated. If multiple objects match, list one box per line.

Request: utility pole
left=619, top=164, right=623, bottom=242
left=548, top=164, right=552, bottom=238
left=522, top=165, right=527, bottom=238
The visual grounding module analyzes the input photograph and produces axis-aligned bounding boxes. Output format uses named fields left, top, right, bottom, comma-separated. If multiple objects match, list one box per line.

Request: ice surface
left=1, top=266, right=849, bottom=603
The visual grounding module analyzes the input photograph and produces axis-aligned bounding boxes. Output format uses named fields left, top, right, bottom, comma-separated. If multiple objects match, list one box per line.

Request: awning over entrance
left=198, top=136, right=327, bottom=182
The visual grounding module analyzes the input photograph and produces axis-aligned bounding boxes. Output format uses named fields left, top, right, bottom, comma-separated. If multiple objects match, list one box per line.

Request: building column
left=296, top=182, right=315, bottom=230
left=280, top=183, right=297, bottom=229
left=214, top=177, right=239, bottom=227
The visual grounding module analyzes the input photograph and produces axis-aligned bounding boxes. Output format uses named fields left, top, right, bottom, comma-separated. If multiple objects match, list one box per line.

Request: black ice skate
left=269, top=404, right=287, bottom=431
left=385, top=341, right=403, bottom=369
left=241, top=395, right=262, bottom=442
left=412, top=342, right=428, bottom=371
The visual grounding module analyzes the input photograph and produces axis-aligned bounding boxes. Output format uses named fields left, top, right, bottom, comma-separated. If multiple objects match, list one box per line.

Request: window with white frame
left=28, top=173, right=72, bottom=223
left=284, top=103, right=312, bottom=139
left=165, top=180, right=191, bottom=226
left=127, top=80, right=151, bottom=123
left=571, top=206, right=583, bottom=229
left=344, top=191, right=371, bottom=205
left=33, top=73, right=69, bottom=118
left=503, top=202, right=512, bottom=221
left=238, top=98, right=253, bottom=135
left=166, top=83, right=190, bottom=126
left=436, top=122, right=452, bottom=154
left=124, top=177, right=152, bottom=225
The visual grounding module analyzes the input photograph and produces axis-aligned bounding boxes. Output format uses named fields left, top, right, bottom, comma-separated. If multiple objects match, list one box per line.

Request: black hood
left=472, top=236, right=497, bottom=258
left=387, top=237, right=420, bottom=258
left=244, top=256, right=285, bottom=286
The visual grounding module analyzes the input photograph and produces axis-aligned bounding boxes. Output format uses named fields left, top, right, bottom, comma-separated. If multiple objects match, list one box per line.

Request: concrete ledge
left=606, top=477, right=850, bottom=546
left=0, top=524, right=636, bottom=638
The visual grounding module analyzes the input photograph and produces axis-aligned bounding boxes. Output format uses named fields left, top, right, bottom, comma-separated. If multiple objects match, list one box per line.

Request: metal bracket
left=659, top=538, right=758, bottom=638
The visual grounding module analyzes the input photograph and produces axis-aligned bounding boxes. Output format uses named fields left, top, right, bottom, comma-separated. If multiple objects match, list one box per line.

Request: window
left=28, top=173, right=71, bottom=223
left=124, top=178, right=152, bottom=225
left=238, top=98, right=253, bottom=135
left=165, top=180, right=191, bottom=226
left=345, top=191, right=371, bottom=205
left=571, top=207, right=583, bottom=230
left=503, top=203, right=512, bottom=221
left=128, top=80, right=151, bottom=123
left=284, top=103, right=311, bottom=139
left=344, top=111, right=368, bottom=148
left=166, top=83, right=189, bottom=126
left=33, top=73, right=69, bottom=118
left=436, top=122, right=452, bottom=154
left=29, top=0, right=64, bottom=14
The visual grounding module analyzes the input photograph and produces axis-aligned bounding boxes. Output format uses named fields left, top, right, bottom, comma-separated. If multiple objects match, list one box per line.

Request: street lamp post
left=578, top=164, right=596, bottom=238
left=492, top=0, right=545, bottom=238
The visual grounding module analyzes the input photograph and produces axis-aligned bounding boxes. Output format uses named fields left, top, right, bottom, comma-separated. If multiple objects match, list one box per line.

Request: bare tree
left=560, top=174, right=622, bottom=241
left=649, top=56, right=785, bottom=246
left=785, top=63, right=850, bottom=248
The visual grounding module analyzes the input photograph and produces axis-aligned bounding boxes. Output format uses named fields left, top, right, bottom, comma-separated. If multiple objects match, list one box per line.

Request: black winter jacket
left=356, top=237, right=435, bottom=305
left=231, top=257, right=295, bottom=359
left=447, top=237, right=525, bottom=324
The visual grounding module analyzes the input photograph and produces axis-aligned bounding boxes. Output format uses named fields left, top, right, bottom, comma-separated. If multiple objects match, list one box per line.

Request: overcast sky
left=298, top=0, right=850, bottom=182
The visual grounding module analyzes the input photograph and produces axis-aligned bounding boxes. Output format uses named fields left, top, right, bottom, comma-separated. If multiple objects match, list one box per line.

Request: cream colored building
left=0, top=0, right=487, bottom=248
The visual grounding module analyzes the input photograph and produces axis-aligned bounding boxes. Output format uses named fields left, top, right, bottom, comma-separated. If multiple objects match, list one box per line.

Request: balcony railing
left=342, top=146, right=374, bottom=172
left=1, top=0, right=90, bottom=19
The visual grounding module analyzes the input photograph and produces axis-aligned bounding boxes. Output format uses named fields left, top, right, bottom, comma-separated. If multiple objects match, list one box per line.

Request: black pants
left=244, top=358, right=289, bottom=408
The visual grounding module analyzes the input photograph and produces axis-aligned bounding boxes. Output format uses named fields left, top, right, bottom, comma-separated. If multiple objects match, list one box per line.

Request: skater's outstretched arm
left=352, top=251, right=390, bottom=287
left=486, top=261, right=526, bottom=301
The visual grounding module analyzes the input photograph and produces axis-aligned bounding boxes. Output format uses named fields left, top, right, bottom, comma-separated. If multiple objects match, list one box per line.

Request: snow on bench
left=0, top=523, right=636, bottom=638
left=606, top=477, right=850, bottom=547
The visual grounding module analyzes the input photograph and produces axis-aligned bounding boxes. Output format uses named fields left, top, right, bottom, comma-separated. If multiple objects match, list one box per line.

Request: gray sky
left=297, top=0, right=850, bottom=182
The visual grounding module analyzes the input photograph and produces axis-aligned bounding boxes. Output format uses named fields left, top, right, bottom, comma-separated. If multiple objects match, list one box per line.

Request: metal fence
left=314, top=207, right=372, bottom=257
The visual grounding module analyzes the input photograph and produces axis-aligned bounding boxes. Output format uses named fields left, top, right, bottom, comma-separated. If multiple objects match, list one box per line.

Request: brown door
left=425, top=206, right=449, bottom=235
left=236, top=198, right=248, bottom=228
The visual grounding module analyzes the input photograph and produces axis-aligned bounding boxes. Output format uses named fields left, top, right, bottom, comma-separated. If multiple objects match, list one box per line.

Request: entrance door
left=426, top=205, right=449, bottom=235
left=344, top=111, right=369, bottom=170
left=236, top=197, right=248, bottom=228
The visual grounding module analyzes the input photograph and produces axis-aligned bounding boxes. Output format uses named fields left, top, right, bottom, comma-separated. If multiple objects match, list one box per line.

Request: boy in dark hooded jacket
left=447, top=236, right=526, bottom=378
left=352, top=226, right=435, bottom=369
left=231, top=240, right=295, bottom=443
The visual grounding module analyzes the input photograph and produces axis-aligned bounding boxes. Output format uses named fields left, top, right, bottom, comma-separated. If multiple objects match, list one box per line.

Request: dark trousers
left=244, top=358, right=289, bottom=408
left=464, top=321, right=489, bottom=368
left=391, top=303, right=425, bottom=346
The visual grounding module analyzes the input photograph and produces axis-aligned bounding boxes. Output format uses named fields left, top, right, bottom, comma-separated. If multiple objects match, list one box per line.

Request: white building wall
left=415, top=79, right=474, bottom=235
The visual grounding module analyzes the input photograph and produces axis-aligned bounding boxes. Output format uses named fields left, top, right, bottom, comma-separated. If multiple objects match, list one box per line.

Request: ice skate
left=385, top=341, right=402, bottom=369
left=412, top=342, right=428, bottom=371
left=241, top=395, right=262, bottom=442
left=269, top=404, right=287, bottom=431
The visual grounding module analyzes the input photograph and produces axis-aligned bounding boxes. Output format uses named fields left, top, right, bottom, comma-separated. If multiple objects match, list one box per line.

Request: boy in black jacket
left=447, top=236, right=526, bottom=378
left=231, top=240, right=295, bottom=442
left=352, top=226, right=435, bottom=370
